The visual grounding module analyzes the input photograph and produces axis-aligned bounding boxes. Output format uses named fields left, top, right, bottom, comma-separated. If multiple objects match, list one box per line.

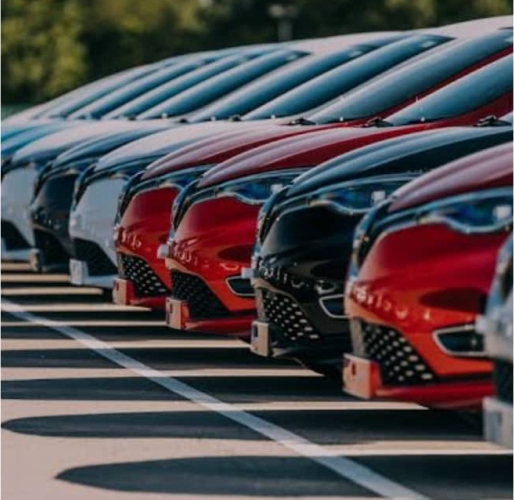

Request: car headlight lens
left=215, top=169, right=308, bottom=205
left=419, top=187, right=513, bottom=233
left=309, top=175, right=416, bottom=215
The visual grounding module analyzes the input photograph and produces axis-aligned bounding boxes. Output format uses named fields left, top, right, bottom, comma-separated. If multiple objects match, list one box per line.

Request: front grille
left=351, top=320, right=436, bottom=385
left=257, top=261, right=316, bottom=299
left=74, top=238, right=117, bottom=276
left=1, top=220, right=30, bottom=250
left=493, top=359, right=513, bottom=404
left=34, top=229, right=71, bottom=265
left=259, top=288, right=321, bottom=343
left=170, top=270, right=228, bottom=319
left=118, top=253, right=168, bottom=298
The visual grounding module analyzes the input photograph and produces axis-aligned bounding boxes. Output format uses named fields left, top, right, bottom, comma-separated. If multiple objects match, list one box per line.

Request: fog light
left=226, top=276, right=254, bottom=297
left=434, top=325, right=485, bottom=357
left=319, top=294, right=346, bottom=319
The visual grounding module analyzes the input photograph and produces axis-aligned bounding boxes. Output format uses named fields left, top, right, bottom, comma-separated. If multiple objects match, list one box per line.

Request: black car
left=28, top=123, right=167, bottom=272
left=250, top=125, right=513, bottom=376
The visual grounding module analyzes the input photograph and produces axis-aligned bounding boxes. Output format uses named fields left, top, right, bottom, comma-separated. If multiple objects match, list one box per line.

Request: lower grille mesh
left=171, top=270, right=228, bottom=319
left=1, top=220, right=30, bottom=251
left=34, top=229, right=70, bottom=265
left=351, top=320, right=436, bottom=385
left=493, top=360, right=513, bottom=404
left=119, top=254, right=168, bottom=298
left=74, top=238, right=117, bottom=276
left=259, top=289, right=321, bottom=343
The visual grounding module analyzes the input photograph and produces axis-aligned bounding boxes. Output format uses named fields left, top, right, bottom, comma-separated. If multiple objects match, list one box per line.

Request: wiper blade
left=288, top=116, right=316, bottom=126
left=363, top=116, right=393, bottom=128
left=475, top=115, right=510, bottom=127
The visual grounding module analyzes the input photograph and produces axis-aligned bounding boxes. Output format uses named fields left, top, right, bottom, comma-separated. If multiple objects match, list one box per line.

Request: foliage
left=2, top=0, right=512, bottom=103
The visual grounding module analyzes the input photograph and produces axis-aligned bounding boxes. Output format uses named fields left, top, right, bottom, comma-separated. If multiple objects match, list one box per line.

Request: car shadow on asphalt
left=56, top=455, right=370, bottom=497
left=54, top=453, right=513, bottom=499
left=0, top=345, right=296, bottom=370
left=1, top=377, right=185, bottom=401
left=2, top=408, right=481, bottom=443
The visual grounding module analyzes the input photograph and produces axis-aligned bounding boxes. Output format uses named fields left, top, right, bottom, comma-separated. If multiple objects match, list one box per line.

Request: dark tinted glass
left=189, top=45, right=376, bottom=121
left=106, top=55, right=256, bottom=119
left=311, top=30, right=513, bottom=123
left=71, top=59, right=212, bottom=119
left=140, top=50, right=306, bottom=119
left=388, top=54, right=513, bottom=125
left=44, top=66, right=157, bottom=118
left=245, top=34, right=450, bottom=120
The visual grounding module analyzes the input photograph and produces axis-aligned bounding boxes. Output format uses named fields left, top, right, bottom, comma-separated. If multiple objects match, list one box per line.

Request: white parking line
left=2, top=297, right=431, bottom=500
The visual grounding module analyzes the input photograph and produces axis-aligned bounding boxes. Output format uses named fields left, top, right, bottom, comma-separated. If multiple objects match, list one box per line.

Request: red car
left=113, top=124, right=331, bottom=309
left=161, top=55, right=512, bottom=338
left=114, top=53, right=512, bottom=309
left=343, top=142, right=513, bottom=410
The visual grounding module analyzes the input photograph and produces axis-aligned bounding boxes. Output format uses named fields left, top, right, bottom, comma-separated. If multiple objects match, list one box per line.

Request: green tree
left=2, top=0, right=86, bottom=103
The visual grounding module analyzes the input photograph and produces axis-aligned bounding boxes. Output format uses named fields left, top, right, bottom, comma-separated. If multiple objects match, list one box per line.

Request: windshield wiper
left=475, top=115, right=510, bottom=127
left=363, top=116, right=393, bottom=128
left=288, top=116, right=316, bottom=126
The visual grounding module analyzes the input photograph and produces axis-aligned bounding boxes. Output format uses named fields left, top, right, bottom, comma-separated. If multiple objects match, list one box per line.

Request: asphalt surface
left=2, top=262, right=513, bottom=500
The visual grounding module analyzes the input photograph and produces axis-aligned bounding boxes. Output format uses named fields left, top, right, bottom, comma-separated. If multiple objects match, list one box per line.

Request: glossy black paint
left=254, top=126, right=513, bottom=370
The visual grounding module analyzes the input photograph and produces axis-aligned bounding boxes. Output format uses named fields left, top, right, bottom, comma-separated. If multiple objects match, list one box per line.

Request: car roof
left=389, top=141, right=513, bottom=211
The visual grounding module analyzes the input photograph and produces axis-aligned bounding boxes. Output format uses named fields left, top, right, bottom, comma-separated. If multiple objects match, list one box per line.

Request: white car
left=479, top=236, right=513, bottom=449
left=68, top=121, right=271, bottom=288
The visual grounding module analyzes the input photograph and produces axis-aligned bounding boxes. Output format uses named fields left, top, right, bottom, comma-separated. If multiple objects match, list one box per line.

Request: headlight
left=308, top=174, right=416, bottom=215
left=215, top=169, right=308, bottom=205
left=419, top=187, right=512, bottom=234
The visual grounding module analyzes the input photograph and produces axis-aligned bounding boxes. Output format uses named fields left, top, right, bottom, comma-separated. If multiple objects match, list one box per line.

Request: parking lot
left=0, top=262, right=511, bottom=500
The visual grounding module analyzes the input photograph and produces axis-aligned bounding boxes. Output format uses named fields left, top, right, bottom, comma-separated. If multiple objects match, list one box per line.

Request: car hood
left=53, top=123, right=168, bottom=168
left=93, top=121, right=266, bottom=172
left=197, top=125, right=425, bottom=188
left=141, top=122, right=317, bottom=180
left=10, top=120, right=145, bottom=166
left=1, top=118, right=58, bottom=141
left=2, top=121, right=85, bottom=159
left=287, top=126, right=514, bottom=197
left=389, top=141, right=513, bottom=212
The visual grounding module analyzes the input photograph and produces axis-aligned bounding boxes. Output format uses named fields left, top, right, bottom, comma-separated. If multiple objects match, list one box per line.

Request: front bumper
left=343, top=353, right=493, bottom=410
left=70, top=258, right=115, bottom=289
left=164, top=294, right=254, bottom=338
left=251, top=278, right=350, bottom=367
left=484, top=396, right=513, bottom=448
left=69, top=177, right=125, bottom=289
left=1, top=167, right=38, bottom=261
left=113, top=186, right=177, bottom=310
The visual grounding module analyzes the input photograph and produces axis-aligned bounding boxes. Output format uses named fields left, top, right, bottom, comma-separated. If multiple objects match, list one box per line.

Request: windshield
left=43, top=65, right=158, bottom=118
left=244, top=34, right=451, bottom=120
left=70, top=58, right=215, bottom=119
left=311, top=30, right=513, bottom=124
left=105, top=54, right=258, bottom=119
left=187, top=45, right=377, bottom=122
left=387, top=54, right=513, bottom=125
left=139, top=50, right=307, bottom=119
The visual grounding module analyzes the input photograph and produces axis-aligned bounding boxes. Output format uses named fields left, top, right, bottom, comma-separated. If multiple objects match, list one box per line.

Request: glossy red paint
left=165, top=125, right=434, bottom=336
left=344, top=144, right=513, bottom=409
left=113, top=124, right=331, bottom=309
